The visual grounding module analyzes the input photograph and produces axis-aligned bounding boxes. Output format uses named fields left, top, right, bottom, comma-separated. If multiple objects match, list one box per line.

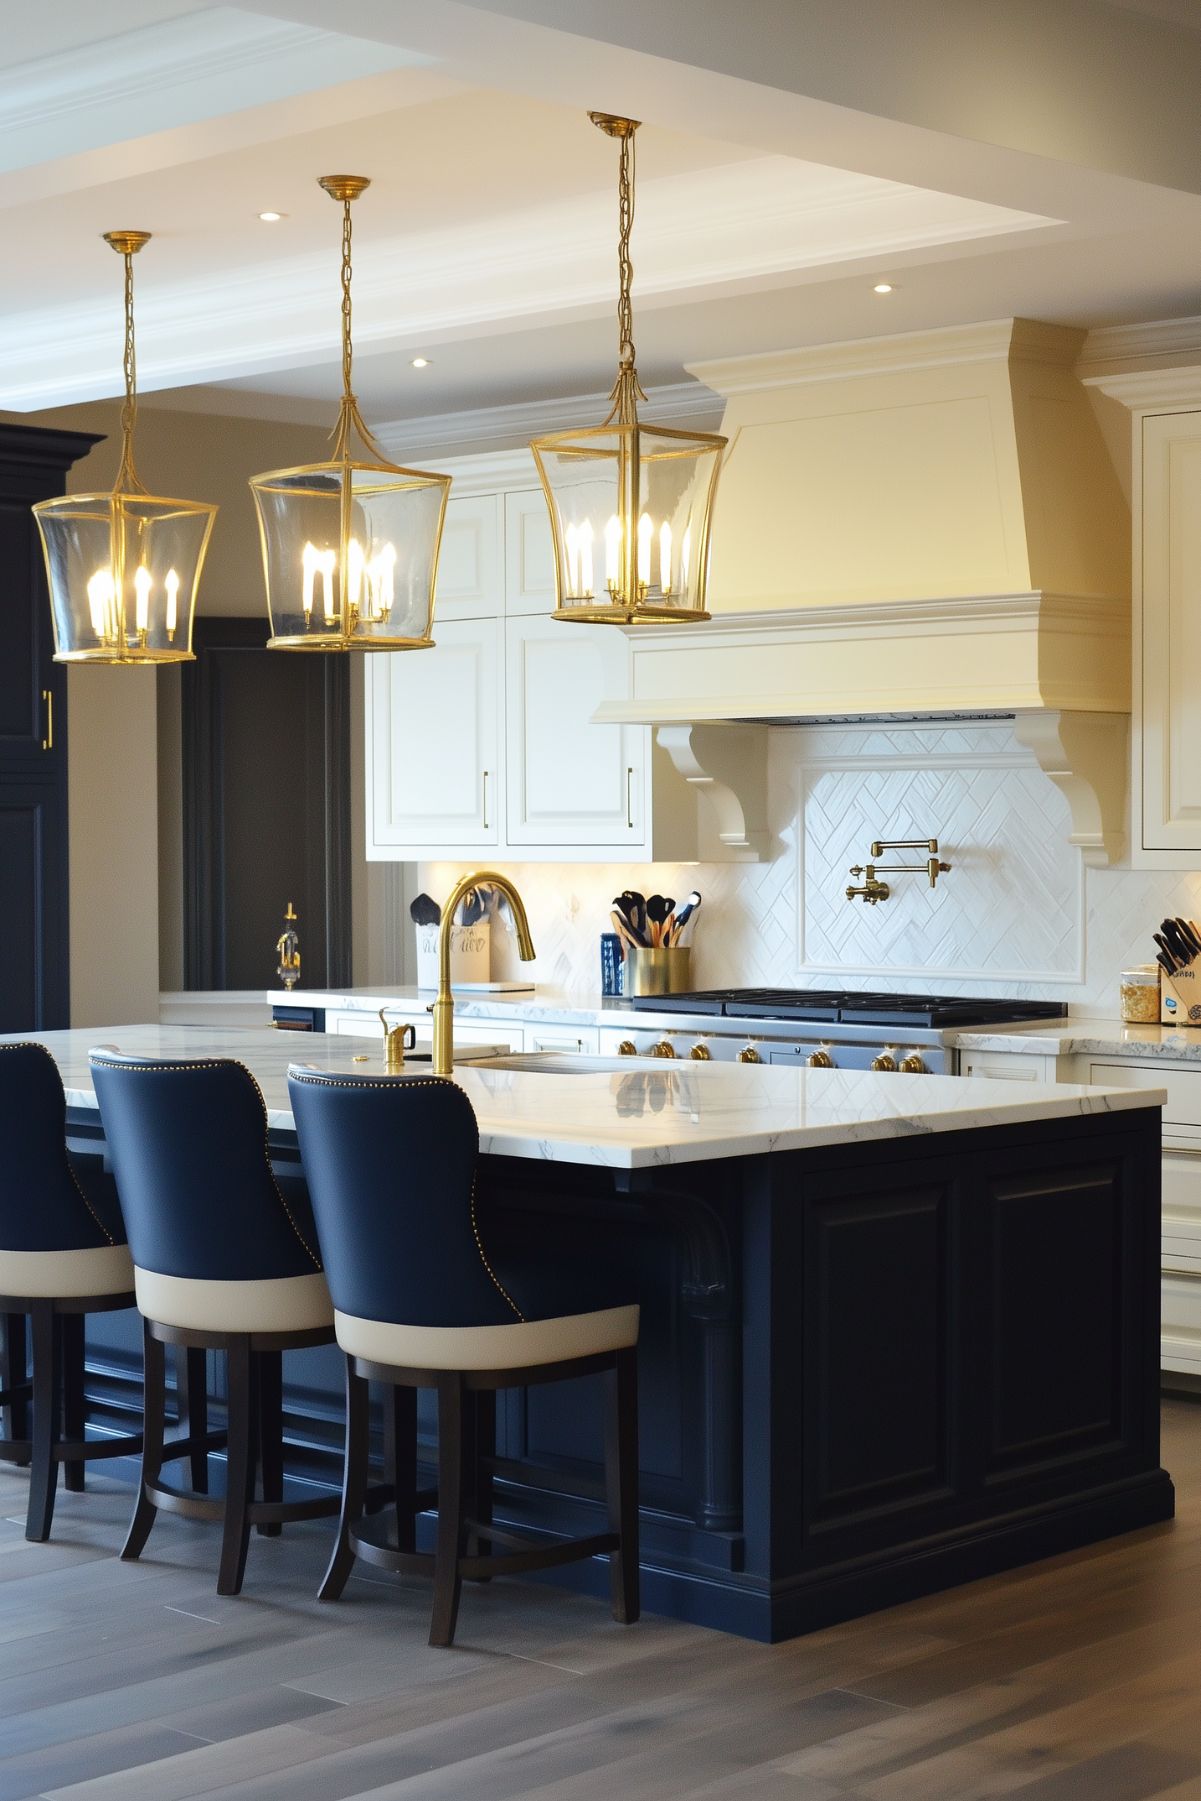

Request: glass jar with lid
left=1120, top=965, right=1160, bottom=1024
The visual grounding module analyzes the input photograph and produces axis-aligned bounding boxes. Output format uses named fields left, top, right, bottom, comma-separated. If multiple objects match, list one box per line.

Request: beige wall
left=3, top=400, right=331, bottom=1018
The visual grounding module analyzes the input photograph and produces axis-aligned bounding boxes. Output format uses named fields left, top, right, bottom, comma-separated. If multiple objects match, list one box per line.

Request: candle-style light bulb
left=133, top=565, right=152, bottom=634
left=87, top=570, right=115, bottom=639
left=659, top=520, right=672, bottom=596
left=319, top=548, right=336, bottom=624
left=347, top=537, right=365, bottom=611
left=164, top=568, right=180, bottom=638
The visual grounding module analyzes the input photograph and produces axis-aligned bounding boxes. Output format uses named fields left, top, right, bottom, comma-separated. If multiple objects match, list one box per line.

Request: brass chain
left=340, top=194, right=355, bottom=405
left=115, top=249, right=144, bottom=493
left=616, top=126, right=636, bottom=371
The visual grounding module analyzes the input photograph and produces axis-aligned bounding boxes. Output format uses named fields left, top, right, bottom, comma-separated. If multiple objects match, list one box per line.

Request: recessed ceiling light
left=258, top=210, right=285, bottom=223
left=873, top=281, right=896, bottom=294
left=410, top=356, right=432, bottom=368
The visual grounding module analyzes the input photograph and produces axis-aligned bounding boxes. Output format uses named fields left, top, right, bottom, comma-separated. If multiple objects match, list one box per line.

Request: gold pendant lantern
left=250, top=176, right=450, bottom=652
left=531, top=115, right=726, bottom=625
left=33, top=232, right=217, bottom=665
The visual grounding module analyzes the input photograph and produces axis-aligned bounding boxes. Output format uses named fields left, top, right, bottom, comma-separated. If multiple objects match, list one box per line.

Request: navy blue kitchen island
left=28, top=1024, right=1174, bottom=1643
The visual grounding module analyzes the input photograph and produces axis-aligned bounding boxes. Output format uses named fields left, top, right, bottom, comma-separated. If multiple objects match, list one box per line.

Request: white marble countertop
left=13, top=1024, right=1166, bottom=1173
left=270, top=988, right=1201, bottom=1067
left=943, top=1017, right=1201, bottom=1062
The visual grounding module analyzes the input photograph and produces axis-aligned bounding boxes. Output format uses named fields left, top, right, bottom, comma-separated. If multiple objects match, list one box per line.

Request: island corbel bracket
left=654, top=722, right=769, bottom=861
left=1012, top=710, right=1128, bottom=867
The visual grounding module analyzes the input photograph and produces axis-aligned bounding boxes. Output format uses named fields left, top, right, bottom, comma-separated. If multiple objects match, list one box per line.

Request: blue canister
left=600, top=932, right=624, bottom=996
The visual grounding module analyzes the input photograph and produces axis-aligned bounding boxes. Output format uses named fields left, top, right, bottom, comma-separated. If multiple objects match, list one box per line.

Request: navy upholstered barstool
left=90, top=1051, right=338, bottom=1594
left=287, top=1067, right=640, bottom=1647
left=0, top=1042, right=142, bottom=1542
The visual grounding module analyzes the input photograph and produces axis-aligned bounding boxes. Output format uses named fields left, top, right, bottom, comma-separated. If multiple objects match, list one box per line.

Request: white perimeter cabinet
left=955, top=1041, right=1201, bottom=1376
left=1137, top=411, right=1201, bottom=862
left=365, top=457, right=718, bottom=863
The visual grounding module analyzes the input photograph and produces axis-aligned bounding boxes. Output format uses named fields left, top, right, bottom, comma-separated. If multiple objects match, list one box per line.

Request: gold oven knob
left=616, top=1040, right=638, bottom=1057
left=737, top=1044, right=763, bottom=1064
left=807, top=1048, right=834, bottom=1069
left=689, top=1042, right=712, bottom=1060
left=870, top=1051, right=898, bottom=1073
left=900, top=1053, right=927, bottom=1074
left=649, top=1040, right=677, bottom=1059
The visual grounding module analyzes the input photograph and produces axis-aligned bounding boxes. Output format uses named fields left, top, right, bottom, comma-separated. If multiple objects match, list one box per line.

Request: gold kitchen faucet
left=431, top=873, right=535, bottom=1076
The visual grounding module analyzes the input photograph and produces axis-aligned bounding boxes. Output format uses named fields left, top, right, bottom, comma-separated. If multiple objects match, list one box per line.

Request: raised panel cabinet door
left=433, top=493, right=503, bottom=621
left=367, top=618, right=500, bottom=852
left=504, top=614, right=645, bottom=847
left=1140, top=412, right=1201, bottom=855
left=504, top=488, right=558, bottom=616
left=0, top=777, right=68, bottom=1030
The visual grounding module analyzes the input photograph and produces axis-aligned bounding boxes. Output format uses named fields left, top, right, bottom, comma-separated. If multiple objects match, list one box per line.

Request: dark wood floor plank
left=2, top=1400, right=1200, bottom=1801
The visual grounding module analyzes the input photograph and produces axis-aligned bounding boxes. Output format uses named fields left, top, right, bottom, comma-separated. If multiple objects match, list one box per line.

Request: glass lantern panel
left=34, top=492, right=214, bottom=662
left=636, top=427, right=723, bottom=618
left=251, top=467, right=343, bottom=646
left=344, top=466, right=448, bottom=646
left=534, top=424, right=722, bottom=619
left=251, top=463, right=449, bottom=647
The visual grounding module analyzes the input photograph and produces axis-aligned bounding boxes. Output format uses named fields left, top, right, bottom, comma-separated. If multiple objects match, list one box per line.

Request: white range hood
left=596, top=319, right=1131, bottom=865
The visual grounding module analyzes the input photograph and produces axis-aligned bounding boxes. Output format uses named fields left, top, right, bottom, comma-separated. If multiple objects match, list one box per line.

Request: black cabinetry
left=0, top=423, right=102, bottom=1030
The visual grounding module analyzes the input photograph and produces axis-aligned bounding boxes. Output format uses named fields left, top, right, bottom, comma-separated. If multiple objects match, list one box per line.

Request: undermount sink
left=464, top=1051, right=664, bottom=1075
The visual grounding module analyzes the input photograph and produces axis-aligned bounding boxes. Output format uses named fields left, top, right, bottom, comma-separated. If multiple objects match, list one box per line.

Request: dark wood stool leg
left=2, top=1312, right=29, bottom=1456
left=256, top=1349, right=283, bottom=1538
left=605, top=1346, right=640, bottom=1625
left=177, top=1346, right=210, bottom=1494
left=430, top=1372, right=467, bottom=1649
left=320, top=1355, right=369, bottom=1601
left=26, top=1301, right=61, bottom=1542
left=466, top=1388, right=495, bottom=1579
left=122, top=1323, right=165, bottom=1562
left=388, top=1382, right=418, bottom=1555
left=217, top=1337, right=258, bottom=1596
left=61, top=1313, right=86, bottom=1492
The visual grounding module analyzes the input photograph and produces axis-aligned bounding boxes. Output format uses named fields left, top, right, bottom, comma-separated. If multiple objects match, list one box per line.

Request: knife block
left=1161, top=959, right=1201, bottom=1025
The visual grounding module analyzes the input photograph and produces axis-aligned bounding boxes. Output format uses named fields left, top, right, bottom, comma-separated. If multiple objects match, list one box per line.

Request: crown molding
left=1082, top=365, right=1201, bottom=410
left=0, top=158, right=1052, bottom=411
left=373, top=381, right=724, bottom=466
left=688, top=318, right=1083, bottom=396
left=0, top=10, right=411, bottom=177
left=1077, top=314, right=1201, bottom=376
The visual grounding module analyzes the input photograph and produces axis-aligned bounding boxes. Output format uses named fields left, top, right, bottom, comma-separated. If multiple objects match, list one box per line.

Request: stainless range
left=604, top=989, right=1068, bottom=1075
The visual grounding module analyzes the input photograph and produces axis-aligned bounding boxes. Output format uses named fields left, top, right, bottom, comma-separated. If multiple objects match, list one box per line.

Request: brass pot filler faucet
left=846, top=839, right=951, bottom=905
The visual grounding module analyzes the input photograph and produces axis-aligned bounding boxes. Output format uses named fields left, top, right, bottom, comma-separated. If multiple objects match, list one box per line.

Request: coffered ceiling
left=3, top=0, right=1201, bottom=432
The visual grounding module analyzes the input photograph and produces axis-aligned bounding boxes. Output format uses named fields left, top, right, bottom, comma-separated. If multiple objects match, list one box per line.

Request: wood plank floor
left=4, top=1401, right=1201, bottom=1800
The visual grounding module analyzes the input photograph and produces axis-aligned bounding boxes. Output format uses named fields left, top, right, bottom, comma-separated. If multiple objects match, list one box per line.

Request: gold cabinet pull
left=41, top=688, right=52, bottom=751
left=482, top=769, right=490, bottom=831
left=626, top=765, right=634, bottom=829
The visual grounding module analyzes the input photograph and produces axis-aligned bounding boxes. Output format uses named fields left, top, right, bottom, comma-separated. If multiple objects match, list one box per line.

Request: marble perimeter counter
left=268, top=987, right=1201, bottom=1068
left=12, top=1022, right=1165, bottom=1172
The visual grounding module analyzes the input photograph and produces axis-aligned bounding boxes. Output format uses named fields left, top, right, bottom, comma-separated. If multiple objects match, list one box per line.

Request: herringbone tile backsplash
left=422, top=721, right=1201, bottom=1017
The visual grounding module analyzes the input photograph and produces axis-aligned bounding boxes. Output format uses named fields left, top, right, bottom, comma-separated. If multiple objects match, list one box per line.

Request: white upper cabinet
left=433, top=493, right=504, bottom=621
left=363, top=450, right=764, bottom=863
left=505, top=615, right=644, bottom=847
left=503, top=489, right=557, bottom=616
left=1139, top=411, right=1201, bottom=863
left=366, top=618, right=501, bottom=855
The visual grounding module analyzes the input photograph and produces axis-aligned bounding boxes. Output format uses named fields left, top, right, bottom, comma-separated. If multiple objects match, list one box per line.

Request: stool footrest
left=143, top=1475, right=338, bottom=1526
left=348, top=1513, right=618, bottom=1583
